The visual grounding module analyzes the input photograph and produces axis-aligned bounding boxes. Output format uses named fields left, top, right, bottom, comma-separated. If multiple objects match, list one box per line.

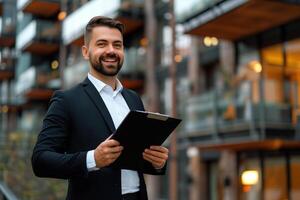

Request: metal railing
left=16, top=19, right=60, bottom=50
left=183, top=79, right=298, bottom=137
left=0, top=181, right=19, bottom=200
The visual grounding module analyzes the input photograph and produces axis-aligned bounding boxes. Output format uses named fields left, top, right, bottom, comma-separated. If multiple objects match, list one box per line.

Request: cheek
left=118, top=52, right=124, bottom=60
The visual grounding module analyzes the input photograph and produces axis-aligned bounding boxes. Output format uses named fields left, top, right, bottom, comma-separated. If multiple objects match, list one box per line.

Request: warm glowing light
left=241, top=170, right=259, bottom=185
left=51, top=60, right=59, bottom=70
left=211, top=37, right=219, bottom=46
left=249, top=61, right=262, bottom=73
left=204, top=36, right=212, bottom=47
left=1, top=105, right=9, bottom=113
left=187, top=147, right=199, bottom=158
left=175, top=54, right=182, bottom=63
left=140, top=38, right=148, bottom=47
left=204, top=36, right=219, bottom=47
left=58, top=11, right=67, bottom=21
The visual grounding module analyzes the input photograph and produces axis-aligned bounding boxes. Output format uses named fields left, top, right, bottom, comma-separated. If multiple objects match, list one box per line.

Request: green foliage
left=0, top=132, right=67, bottom=200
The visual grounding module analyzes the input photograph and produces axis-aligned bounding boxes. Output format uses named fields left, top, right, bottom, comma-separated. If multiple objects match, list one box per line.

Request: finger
left=149, top=146, right=169, bottom=153
left=102, top=139, right=120, bottom=147
left=144, top=149, right=168, bottom=160
left=109, top=146, right=123, bottom=153
left=143, top=152, right=165, bottom=163
left=101, top=146, right=123, bottom=155
left=143, top=153, right=165, bottom=168
left=103, top=150, right=122, bottom=160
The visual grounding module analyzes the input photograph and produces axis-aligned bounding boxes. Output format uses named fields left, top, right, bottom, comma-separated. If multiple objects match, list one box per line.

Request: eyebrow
left=95, top=39, right=123, bottom=44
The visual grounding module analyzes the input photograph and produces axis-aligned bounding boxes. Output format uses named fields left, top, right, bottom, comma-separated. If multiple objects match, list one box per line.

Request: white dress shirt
left=86, top=73, right=139, bottom=195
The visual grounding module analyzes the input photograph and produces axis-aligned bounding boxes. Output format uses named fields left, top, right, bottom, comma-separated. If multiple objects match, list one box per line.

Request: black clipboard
left=110, top=110, right=181, bottom=171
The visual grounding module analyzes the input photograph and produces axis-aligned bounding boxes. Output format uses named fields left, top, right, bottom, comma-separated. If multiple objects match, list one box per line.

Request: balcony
left=183, top=79, right=298, bottom=143
left=16, top=19, right=60, bottom=55
left=0, top=50, right=15, bottom=80
left=115, top=0, right=144, bottom=36
left=15, top=66, right=60, bottom=102
left=17, top=0, right=60, bottom=17
left=0, top=65, right=14, bottom=81
left=119, top=47, right=145, bottom=91
left=0, top=1, right=2, bottom=16
left=62, top=0, right=143, bottom=46
left=0, top=1, right=16, bottom=47
left=182, top=0, right=300, bottom=40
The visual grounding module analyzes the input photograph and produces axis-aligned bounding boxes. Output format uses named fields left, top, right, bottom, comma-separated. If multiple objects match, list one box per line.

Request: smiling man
left=31, top=16, right=169, bottom=200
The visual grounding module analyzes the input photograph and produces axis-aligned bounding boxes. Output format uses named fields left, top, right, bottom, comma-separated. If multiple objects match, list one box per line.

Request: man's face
left=82, top=26, right=124, bottom=77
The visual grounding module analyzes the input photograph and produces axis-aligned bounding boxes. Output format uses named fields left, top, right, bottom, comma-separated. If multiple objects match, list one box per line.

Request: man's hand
left=94, top=139, right=123, bottom=168
left=143, top=146, right=169, bottom=169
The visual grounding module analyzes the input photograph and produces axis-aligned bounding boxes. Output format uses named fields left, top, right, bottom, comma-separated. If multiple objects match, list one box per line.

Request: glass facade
left=238, top=152, right=300, bottom=200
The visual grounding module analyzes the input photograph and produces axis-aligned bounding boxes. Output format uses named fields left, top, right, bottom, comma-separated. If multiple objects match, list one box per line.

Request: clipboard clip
left=147, top=112, right=168, bottom=121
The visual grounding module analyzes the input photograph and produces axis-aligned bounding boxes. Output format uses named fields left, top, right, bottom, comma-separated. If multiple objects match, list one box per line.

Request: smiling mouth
left=102, top=59, right=118, bottom=63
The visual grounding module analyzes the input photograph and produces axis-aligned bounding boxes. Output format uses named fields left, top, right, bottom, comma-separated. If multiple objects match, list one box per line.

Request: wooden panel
left=0, top=2, right=2, bottom=16
left=116, top=16, right=143, bottom=35
left=186, top=0, right=300, bottom=40
left=0, top=37, right=15, bottom=47
left=71, top=35, right=84, bottom=47
left=23, top=42, right=59, bottom=55
left=22, top=1, right=60, bottom=17
left=0, top=71, right=14, bottom=80
left=25, top=88, right=54, bottom=101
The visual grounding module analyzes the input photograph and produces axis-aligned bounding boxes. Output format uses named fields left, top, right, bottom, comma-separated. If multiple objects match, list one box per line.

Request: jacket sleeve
left=31, top=91, right=88, bottom=179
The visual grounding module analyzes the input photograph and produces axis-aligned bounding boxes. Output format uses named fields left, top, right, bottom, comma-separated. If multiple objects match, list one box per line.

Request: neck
left=90, top=70, right=117, bottom=90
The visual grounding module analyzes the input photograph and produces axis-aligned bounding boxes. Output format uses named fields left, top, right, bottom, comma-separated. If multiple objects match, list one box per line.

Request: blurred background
left=1, top=0, right=300, bottom=199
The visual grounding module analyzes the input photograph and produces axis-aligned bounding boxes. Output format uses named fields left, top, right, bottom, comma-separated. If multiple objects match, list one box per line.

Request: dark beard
left=90, top=53, right=123, bottom=76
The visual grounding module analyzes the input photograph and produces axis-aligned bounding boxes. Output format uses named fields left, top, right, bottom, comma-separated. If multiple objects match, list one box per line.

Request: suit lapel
left=121, top=89, right=136, bottom=111
left=81, top=78, right=116, bottom=133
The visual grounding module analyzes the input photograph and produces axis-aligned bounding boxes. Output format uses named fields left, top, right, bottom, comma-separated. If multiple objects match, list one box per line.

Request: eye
left=97, top=42, right=106, bottom=47
left=114, top=43, right=123, bottom=49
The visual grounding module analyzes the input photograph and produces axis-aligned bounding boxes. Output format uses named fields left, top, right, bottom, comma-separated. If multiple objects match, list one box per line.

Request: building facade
left=174, top=0, right=300, bottom=200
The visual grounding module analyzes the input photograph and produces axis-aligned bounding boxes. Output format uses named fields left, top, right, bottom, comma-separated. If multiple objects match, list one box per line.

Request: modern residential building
left=3, top=1, right=300, bottom=200
left=174, top=0, right=300, bottom=200
left=0, top=0, right=17, bottom=137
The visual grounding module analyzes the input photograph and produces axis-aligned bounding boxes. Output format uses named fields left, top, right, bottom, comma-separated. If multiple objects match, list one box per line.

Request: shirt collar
left=88, top=73, right=123, bottom=96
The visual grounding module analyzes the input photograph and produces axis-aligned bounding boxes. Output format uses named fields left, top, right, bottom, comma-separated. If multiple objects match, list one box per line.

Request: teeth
left=103, top=59, right=117, bottom=62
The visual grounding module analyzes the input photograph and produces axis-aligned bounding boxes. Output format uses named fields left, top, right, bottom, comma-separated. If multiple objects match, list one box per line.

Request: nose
left=105, top=44, right=115, bottom=53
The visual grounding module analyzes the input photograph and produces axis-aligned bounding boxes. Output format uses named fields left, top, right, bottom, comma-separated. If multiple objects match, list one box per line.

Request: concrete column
left=219, top=150, right=238, bottom=200
left=187, top=37, right=203, bottom=95
left=187, top=147, right=207, bottom=200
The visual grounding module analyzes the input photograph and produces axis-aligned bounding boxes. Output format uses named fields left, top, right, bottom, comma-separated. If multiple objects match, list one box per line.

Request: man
left=31, top=16, right=169, bottom=200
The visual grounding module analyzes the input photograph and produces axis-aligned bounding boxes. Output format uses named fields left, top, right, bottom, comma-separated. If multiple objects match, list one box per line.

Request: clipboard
left=110, top=110, right=181, bottom=171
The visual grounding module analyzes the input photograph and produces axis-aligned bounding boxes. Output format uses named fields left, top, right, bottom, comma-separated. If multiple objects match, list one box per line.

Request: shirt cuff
left=86, top=150, right=99, bottom=172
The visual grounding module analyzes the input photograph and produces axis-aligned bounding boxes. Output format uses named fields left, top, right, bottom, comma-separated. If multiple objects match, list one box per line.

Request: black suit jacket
left=31, top=78, right=165, bottom=200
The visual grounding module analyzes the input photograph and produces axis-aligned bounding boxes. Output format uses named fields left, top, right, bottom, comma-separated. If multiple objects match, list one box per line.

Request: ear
left=81, top=45, right=89, bottom=60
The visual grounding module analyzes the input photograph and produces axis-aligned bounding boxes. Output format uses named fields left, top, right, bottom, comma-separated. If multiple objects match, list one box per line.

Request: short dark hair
left=84, top=16, right=124, bottom=45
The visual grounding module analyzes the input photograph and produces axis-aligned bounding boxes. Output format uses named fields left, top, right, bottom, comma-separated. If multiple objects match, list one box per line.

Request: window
left=290, top=155, right=300, bottom=200
left=264, top=157, right=288, bottom=200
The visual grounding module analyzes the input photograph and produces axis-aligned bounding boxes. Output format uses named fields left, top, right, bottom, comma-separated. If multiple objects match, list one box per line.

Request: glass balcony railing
left=0, top=50, right=15, bottom=80
left=16, top=19, right=60, bottom=55
left=15, top=66, right=60, bottom=100
left=119, top=47, right=145, bottom=91
left=122, top=47, right=145, bottom=74
left=175, top=0, right=224, bottom=22
left=63, top=0, right=121, bottom=45
left=0, top=1, right=16, bottom=47
left=183, top=79, right=297, bottom=136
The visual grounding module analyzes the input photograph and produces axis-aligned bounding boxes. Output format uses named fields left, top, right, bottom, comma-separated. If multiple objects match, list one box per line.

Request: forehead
left=90, top=26, right=123, bottom=42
